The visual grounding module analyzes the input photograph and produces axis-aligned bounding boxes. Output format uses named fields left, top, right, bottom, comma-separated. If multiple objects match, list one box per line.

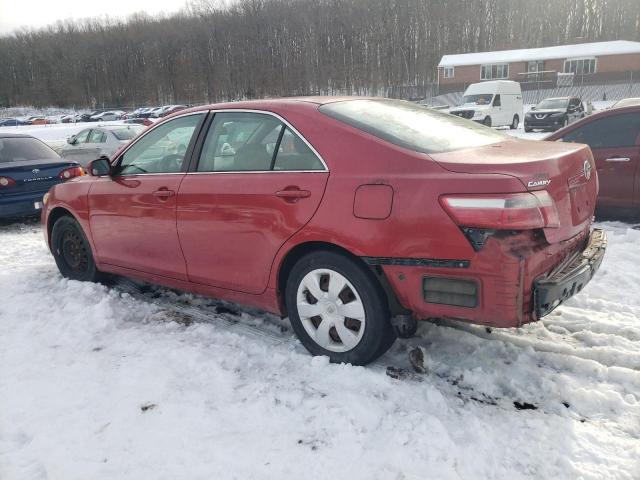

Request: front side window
left=481, top=64, right=508, bottom=80
left=319, top=99, right=507, bottom=154
left=74, top=129, right=90, bottom=144
left=118, top=113, right=204, bottom=175
left=88, top=129, right=106, bottom=143
left=559, top=113, right=640, bottom=149
left=197, top=112, right=323, bottom=172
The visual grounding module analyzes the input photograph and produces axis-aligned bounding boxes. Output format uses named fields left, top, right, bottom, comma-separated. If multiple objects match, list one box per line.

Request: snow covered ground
left=1, top=218, right=639, bottom=479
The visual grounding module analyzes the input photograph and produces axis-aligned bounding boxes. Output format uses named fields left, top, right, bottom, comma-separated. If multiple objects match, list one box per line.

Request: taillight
left=58, top=166, right=85, bottom=180
left=440, top=191, right=559, bottom=230
left=0, top=176, right=16, bottom=188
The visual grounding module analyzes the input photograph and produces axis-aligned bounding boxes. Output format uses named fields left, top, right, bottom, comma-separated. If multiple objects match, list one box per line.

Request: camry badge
left=32, top=168, right=40, bottom=174
left=527, top=179, right=551, bottom=188
left=583, top=160, right=592, bottom=180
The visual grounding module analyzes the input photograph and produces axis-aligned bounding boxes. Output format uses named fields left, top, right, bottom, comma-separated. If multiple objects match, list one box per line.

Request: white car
left=90, top=111, right=125, bottom=122
left=449, top=80, right=523, bottom=129
left=59, top=124, right=145, bottom=166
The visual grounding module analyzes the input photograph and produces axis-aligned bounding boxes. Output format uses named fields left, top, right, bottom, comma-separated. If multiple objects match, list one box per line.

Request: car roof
left=0, top=133, right=34, bottom=139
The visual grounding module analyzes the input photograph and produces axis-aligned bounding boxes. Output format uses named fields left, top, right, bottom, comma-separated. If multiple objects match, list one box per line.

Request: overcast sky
left=0, top=0, right=188, bottom=34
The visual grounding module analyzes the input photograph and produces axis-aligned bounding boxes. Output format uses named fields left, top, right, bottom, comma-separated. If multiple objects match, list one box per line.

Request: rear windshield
left=319, top=99, right=506, bottom=154
left=111, top=126, right=144, bottom=141
left=0, top=137, right=58, bottom=163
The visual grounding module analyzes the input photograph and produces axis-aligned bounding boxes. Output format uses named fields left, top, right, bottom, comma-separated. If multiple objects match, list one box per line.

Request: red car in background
left=547, top=105, right=640, bottom=218
left=41, top=98, right=606, bottom=365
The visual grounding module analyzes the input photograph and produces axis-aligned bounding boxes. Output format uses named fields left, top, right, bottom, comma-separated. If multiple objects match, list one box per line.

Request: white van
left=449, top=80, right=523, bottom=129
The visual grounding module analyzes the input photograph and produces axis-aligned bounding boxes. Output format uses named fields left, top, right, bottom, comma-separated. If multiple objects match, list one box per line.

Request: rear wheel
left=51, top=216, right=101, bottom=282
left=285, top=251, right=396, bottom=365
left=483, top=116, right=492, bottom=127
left=510, top=115, right=519, bottom=130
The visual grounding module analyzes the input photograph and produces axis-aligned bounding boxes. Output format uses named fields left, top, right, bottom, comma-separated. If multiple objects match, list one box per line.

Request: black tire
left=510, top=115, right=519, bottom=130
left=524, top=126, right=532, bottom=133
left=51, top=216, right=102, bottom=282
left=483, top=116, right=492, bottom=127
left=285, top=251, right=396, bottom=365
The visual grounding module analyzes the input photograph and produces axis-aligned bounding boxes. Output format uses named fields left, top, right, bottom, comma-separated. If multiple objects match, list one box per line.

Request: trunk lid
left=430, top=139, right=597, bottom=243
left=0, top=159, right=77, bottom=196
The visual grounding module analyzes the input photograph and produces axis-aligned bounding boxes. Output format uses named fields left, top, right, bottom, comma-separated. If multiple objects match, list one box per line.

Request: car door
left=491, top=94, right=503, bottom=125
left=88, top=112, right=206, bottom=280
left=75, top=129, right=105, bottom=166
left=177, top=111, right=329, bottom=294
left=61, top=129, right=91, bottom=162
left=558, top=111, right=640, bottom=209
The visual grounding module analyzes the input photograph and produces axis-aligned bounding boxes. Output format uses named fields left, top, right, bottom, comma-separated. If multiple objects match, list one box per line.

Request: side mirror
left=67, top=136, right=77, bottom=145
left=87, top=156, right=112, bottom=176
left=530, top=106, right=536, bottom=111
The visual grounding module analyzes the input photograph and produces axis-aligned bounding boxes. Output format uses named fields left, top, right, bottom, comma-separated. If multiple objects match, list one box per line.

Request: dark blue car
left=0, top=134, right=83, bottom=219
left=0, top=118, right=31, bottom=126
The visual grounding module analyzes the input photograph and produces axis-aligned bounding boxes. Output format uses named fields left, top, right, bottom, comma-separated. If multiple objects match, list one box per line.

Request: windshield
left=111, top=126, right=144, bottom=141
left=319, top=99, right=507, bottom=154
left=536, top=98, right=569, bottom=110
left=462, top=94, right=493, bottom=105
left=0, top=137, right=59, bottom=163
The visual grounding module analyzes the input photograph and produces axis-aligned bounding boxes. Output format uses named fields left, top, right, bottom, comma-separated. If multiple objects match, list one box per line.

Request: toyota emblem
left=32, top=168, right=40, bottom=174
left=583, top=160, right=592, bottom=180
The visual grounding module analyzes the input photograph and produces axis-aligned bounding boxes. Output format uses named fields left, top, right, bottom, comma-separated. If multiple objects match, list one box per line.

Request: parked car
left=42, top=98, right=605, bottom=365
left=0, top=118, right=31, bottom=127
left=123, top=118, right=154, bottom=127
left=449, top=80, right=523, bottom=129
left=611, top=98, right=640, bottom=109
left=76, top=111, right=102, bottom=122
left=0, top=134, right=83, bottom=219
left=89, top=111, right=124, bottom=122
left=58, top=124, right=145, bottom=166
left=524, top=97, right=585, bottom=132
left=547, top=104, right=640, bottom=218
left=28, top=117, right=51, bottom=125
left=159, top=105, right=188, bottom=117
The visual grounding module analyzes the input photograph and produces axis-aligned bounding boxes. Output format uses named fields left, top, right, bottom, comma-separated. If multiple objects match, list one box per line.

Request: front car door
left=558, top=111, right=640, bottom=212
left=492, top=94, right=504, bottom=125
left=61, top=129, right=91, bottom=162
left=177, top=110, right=329, bottom=294
left=88, top=112, right=206, bottom=280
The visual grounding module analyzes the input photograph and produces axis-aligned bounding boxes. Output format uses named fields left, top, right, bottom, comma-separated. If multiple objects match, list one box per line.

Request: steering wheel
left=160, top=154, right=184, bottom=172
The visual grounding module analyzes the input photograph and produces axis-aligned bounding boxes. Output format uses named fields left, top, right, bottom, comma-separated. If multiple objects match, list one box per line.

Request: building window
left=480, top=64, right=509, bottom=80
left=564, top=58, right=596, bottom=75
left=442, top=66, right=454, bottom=78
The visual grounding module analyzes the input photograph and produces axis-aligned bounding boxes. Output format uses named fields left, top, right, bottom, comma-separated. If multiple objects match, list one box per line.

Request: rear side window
left=319, top=99, right=507, bottom=154
left=197, top=112, right=324, bottom=172
left=0, top=137, right=58, bottom=163
left=560, top=113, right=640, bottom=149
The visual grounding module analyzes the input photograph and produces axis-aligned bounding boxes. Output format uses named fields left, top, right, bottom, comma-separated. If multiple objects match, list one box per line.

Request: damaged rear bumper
left=533, top=228, right=607, bottom=318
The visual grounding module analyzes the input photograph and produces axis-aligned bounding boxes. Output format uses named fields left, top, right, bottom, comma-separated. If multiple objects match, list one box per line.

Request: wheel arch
left=47, top=206, right=77, bottom=245
left=275, top=240, right=406, bottom=316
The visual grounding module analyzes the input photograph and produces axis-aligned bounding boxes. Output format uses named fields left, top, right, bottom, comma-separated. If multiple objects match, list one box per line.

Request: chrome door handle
left=275, top=188, right=311, bottom=202
left=605, top=157, right=630, bottom=162
left=153, top=189, right=175, bottom=199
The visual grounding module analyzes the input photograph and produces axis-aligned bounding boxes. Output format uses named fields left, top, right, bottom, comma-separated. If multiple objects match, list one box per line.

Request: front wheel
left=51, top=216, right=102, bottom=282
left=510, top=115, right=519, bottom=130
left=285, top=251, right=396, bottom=365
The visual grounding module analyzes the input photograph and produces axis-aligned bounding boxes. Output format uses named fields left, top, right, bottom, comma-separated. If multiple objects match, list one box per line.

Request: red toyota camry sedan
left=42, top=97, right=606, bottom=365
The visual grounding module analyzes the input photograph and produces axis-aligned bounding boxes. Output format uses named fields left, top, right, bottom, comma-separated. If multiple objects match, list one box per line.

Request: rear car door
left=177, top=111, right=329, bottom=294
left=558, top=112, right=640, bottom=210
left=88, top=113, right=206, bottom=280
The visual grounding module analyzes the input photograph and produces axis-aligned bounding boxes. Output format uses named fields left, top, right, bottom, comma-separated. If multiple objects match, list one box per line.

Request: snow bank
left=0, top=220, right=639, bottom=479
